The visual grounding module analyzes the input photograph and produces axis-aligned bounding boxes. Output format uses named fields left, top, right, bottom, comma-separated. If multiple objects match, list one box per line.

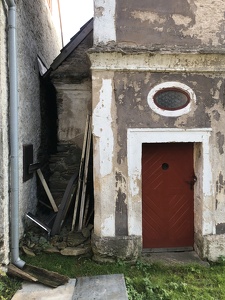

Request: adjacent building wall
left=0, top=0, right=10, bottom=263
left=48, top=29, right=93, bottom=202
left=0, top=0, right=61, bottom=264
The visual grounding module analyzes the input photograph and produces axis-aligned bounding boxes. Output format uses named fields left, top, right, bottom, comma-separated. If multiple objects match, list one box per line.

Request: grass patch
left=0, top=269, right=21, bottom=300
left=17, top=253, right=225, bottom=300
left=2, top=253, right=225, bottom=299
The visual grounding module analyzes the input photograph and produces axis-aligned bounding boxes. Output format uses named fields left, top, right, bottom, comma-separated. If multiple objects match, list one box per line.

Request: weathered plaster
left=115, top=170, right=128, bottom=236
left=216, top=132, right=224, bottom=155
left=131, top=11, right=166, bottom=25
left=89, top=52, right=225, bottom=73
left=116, top=0, right=225, bottom=49
left=93, top=79, right=114, bottom=177
left=183, top=1, right=225, bottom=46
left=55, top=81, right=92, bottom=147
left=91, top=0, right=225, bottom=261
left=92, top=75, right=116, bottom=237
left=94, top=0, right=116, bottom=44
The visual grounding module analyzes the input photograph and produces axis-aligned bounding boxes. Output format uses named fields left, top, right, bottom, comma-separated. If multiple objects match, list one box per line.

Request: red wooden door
left=142, top=143, right=194, bottom=249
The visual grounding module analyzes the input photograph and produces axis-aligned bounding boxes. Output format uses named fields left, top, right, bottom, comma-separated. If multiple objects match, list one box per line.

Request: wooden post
left=71, top=114, right=90, bottom=231
left=36, top=169, right=58, bottom=212
left=78, top=116, right=92, bottom=231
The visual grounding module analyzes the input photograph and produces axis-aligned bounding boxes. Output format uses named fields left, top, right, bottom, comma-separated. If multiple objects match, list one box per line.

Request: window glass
left=154, top=89, right=190, bottom=111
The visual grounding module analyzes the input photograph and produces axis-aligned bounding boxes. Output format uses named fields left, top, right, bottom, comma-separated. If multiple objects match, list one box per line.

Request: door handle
left=186, top=176, right=197, bottom=190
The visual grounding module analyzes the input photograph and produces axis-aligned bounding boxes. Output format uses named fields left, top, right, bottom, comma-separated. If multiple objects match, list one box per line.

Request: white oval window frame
left=147, top=82, right=196, bottom=117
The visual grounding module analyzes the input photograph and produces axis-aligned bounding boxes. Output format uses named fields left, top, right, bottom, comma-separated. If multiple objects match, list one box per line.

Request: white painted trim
left=94, top=0, right=116, bottom=44
left=127, top=128, right=213, bottom=238
left=147, top=81, right=196, bottom=117
left=89, top=52, right=225, bottom=73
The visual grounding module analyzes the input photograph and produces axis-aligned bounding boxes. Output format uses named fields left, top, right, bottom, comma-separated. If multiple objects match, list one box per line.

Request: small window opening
left=147, top=81, right=196, bottom=117
left=154, top=89, right=190, bottom=111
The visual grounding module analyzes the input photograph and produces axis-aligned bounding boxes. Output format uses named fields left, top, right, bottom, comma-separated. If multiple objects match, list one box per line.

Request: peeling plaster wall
left=92, top=59, right=225, bottom=260
left=54, top=80, right=92, bottom=148
left=91, top=0, right=225, bottom=261
left=0, top=0, right=61, bottom=264
left=116, top=0, right=225, bottom=50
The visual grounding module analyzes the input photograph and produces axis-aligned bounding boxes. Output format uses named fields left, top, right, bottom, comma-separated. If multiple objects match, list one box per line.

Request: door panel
left=142, top=143, right=194, bottom=249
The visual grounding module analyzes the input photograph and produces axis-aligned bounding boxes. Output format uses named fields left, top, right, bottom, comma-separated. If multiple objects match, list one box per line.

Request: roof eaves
left=44, top=18, right=93, bottom=78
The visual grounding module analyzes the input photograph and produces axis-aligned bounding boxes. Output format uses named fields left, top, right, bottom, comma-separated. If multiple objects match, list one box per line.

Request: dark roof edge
left=44, top=18, right=93, bottom=78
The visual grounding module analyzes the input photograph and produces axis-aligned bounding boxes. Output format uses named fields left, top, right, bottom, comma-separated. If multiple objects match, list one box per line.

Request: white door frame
left=127, top=128, right=213, bottom=242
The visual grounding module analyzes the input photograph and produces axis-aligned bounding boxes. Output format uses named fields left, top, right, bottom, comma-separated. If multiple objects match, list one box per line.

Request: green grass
left=16, top=253, right=225, bottom=300
left=2, top=253, right=225, bottom=299
left=0, top=269, right=21, bottom=300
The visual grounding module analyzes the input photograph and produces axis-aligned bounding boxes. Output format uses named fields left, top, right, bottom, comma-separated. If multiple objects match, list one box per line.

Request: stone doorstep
left=73, top=274, right=128, bottom=300
left=12, top=274, right=128, bottom=300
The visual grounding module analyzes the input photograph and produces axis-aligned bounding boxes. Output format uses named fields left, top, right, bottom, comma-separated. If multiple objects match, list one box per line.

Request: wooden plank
left=85, top=209, right=93, bottom=227
left=7, top=264, right=38, bottom=283
left=71, top=114, right=90, bottom=231
left=78, top=116, right=92, bottom=231
left=23, top=264, right=69, bottom=288
left=37, top=169, right=58, bottom=213
left=83, top=195, right=90, bottom=227
left=8, top=264, right=69, bottom=288
left=51, top=171, right=78, bottom=236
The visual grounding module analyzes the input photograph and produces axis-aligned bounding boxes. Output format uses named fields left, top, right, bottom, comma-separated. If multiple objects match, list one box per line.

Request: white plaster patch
left=101, top=215, right=114, bottom=236
left=183, top=0, right=225, bottom=46
left=172, top=14, right=192, bottom=26
left=93, top=79, right=114, bottom=177
left=127, top=128, right=213, bottom=237
left=131, top=11, right=166, bottom=24
left=94, top=0, right=116, bottom=44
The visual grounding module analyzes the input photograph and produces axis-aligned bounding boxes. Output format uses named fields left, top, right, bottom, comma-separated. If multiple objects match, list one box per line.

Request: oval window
left=147, top=82, right=196, bottom=117
left=154, top=89, right=190, bottom=111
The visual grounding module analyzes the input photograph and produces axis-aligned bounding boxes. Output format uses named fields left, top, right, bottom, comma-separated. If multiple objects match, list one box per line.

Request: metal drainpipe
left=5, top=0, right=25, bottom=268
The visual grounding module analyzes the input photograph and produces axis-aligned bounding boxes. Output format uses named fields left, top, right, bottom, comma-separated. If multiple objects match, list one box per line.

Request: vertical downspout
left=5, top=0, right=25, bottom=268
